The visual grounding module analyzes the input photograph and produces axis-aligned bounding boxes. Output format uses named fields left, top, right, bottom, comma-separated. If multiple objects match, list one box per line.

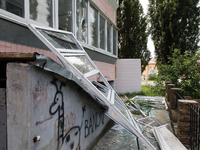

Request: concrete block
left=0, top=88, right=6, bottom=150
left=6, top=62, right=111, bottom=150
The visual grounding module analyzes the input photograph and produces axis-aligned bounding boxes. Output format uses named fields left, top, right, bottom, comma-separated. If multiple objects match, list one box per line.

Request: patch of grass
left=119, top=85, right=165, bottom=99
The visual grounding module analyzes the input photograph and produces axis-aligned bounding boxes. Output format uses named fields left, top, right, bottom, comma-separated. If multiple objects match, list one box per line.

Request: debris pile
left=94, top=95, right=187, bottom=150
left=124, top=95, right=187, bottom=150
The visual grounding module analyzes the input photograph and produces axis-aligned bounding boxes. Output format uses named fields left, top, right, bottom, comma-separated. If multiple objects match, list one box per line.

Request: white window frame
left=0, top=0, right=118, bottom=57
left=28, top=23, right=156, bottom=150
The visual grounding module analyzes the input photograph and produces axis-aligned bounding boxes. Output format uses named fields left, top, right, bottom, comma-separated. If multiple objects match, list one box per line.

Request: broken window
left=0, top=0, right=24, bottom=17
left=28, top=24, right=156, bottom=150
left=29, top=0, right=53, bottom=27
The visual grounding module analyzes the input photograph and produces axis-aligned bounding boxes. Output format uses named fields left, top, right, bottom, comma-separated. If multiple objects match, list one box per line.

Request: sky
left=140, top=1, right=200, bottom=58
left=140, top=0, right=155, bottom=58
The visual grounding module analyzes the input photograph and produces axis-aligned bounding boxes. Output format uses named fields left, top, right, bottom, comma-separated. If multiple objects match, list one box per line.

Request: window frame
left=28, top=23, right=114, bottom=103
left=0, top=0, right=118, bottom=56
left=28, top=23, right=156, bottom=150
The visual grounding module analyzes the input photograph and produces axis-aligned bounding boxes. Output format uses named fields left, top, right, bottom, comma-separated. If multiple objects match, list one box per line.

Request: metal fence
left=176, top=90, right=200, bottom=150
left=189, top=104, right=200, bottom=150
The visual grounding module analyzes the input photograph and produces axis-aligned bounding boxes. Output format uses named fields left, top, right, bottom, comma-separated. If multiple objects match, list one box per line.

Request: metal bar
left=197, top=107, right=200, bottom=149
left=195, top=106, right=198, bottom=148
left=190, top=104, right=192, bottom=149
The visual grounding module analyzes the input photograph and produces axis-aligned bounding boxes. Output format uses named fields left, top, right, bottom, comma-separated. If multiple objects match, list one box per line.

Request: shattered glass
left=38, top=29, right=81, bottom=49
left=65, top=55, right=95, bottom=74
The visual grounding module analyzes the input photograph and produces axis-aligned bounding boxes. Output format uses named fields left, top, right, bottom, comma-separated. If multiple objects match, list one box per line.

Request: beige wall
left=141, top=63, right=157, bottom=80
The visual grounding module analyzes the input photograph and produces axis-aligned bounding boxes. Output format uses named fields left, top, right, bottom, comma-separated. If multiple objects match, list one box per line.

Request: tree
left=156, top=49, right=200, bottom=97
left=149, top=0, right=200, bottom=64
left=117, top=0, right=151, bottom=72
left=29, top=0, right=38, bottom=20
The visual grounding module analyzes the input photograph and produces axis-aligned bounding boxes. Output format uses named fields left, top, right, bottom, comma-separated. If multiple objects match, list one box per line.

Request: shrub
left=148, top=73, right=158, bottom=81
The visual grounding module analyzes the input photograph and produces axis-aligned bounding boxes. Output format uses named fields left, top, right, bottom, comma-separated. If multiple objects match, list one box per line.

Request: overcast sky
left=140, top=1, right=200, bottom=58
left=140, top=0, right=155, bottom=57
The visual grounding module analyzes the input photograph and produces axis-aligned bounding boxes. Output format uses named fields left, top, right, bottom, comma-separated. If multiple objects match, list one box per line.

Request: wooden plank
left=0, top=52, right=36, bottom=61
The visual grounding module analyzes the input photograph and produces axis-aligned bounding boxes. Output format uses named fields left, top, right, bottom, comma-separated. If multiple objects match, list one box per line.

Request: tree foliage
left=149, top=0, right=200, bottom=64
left=156, top=49, right=200, bottom=96
left=117, top=0, right=151, bottom=72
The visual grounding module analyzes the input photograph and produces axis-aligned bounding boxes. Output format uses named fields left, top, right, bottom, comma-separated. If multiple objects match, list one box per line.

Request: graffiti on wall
left=49, top=78, right=105, bottom=150
left=84, top=112, right=104, bottom=138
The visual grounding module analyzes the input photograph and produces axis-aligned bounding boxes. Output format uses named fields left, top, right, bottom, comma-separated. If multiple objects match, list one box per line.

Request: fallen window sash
left=28, top=24, right=156, bottom=150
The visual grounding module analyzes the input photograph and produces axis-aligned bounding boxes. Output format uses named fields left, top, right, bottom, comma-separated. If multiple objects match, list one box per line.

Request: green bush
left=148, top=73, right=158, bottom=81
left=156, top=49, right=200, bottom=98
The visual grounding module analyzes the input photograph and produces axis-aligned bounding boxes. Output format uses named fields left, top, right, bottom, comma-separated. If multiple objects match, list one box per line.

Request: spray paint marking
left=35, top=116, right=53, bottom=125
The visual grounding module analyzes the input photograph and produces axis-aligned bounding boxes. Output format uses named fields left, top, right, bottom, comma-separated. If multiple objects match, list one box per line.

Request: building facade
left=141, top=58, right=158, bottom=80
left=0, top=0, right=118, bottom=84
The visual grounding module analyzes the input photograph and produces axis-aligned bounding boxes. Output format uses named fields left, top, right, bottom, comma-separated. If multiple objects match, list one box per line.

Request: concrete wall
left=5, top=62, right=111, bottom=150
left=114, top=59, right=141, bottom=94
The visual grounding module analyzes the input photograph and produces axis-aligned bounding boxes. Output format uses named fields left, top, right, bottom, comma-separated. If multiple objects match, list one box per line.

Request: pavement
left=141, top=81, right=155, bottom=86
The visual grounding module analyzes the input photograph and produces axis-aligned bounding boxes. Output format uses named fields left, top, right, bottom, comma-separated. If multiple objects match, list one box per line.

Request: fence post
left=165, top=81, right=171, bottom=102
left=177, top=100, right=198, bottom=148
left=167, top=84, right=174, bottom=103
left=170, top=88, right=181, bottom=110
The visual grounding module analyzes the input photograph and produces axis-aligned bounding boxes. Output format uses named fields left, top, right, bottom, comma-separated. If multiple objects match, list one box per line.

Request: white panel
left=115, top=59, right=141, bottom=94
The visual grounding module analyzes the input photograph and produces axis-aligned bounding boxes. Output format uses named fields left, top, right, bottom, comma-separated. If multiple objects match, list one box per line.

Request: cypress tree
left=117, top=0, right=150, bottom=72
left=149, top=0, right=200, bottom=64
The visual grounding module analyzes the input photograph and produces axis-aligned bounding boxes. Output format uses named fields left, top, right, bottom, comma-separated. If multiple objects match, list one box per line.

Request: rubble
left=94, top=95, right=185, bottom=150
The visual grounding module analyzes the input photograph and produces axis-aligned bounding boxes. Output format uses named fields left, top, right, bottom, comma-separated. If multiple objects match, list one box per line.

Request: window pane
left=59, top=0, right=72, bottom=31
left=100, top=16, right=105, bottom=50
left=113, top=28, right=117, bottom=55
left=89, top=5, right=98, bottom=47
left=0, top=0, right=24, bottom=17
left=30, top=0, right=52, bottom=27
left=92, top=81, right=109, bottom=97
left=114, top=101, right=131, bottom=122
left=38, top=29, right=81, bottom=49
left=65, top=55, right=95, bottom=74
left=76, top=0, right=87, bottom=43
left=107, top=22, right=111, bottom=52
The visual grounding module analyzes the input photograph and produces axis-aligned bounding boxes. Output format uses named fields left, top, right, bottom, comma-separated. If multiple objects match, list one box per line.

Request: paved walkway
left=141, top=81, right=155, bottom=86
